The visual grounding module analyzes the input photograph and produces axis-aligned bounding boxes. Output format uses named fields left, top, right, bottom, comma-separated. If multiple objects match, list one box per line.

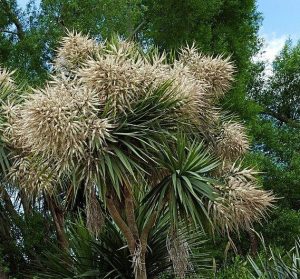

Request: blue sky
left=18, top=0, right=30, bottom=8
left=257, top=0, right=300, bottom=40
left=257, top=0, right=300, bottom=64
left=17, top=0, right=300, bottom=63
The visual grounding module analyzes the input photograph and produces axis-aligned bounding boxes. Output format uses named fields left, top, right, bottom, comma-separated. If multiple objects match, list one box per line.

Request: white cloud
left=254, top=33, right=288, bottom=76
left=261, top=34, right=287, bottom=63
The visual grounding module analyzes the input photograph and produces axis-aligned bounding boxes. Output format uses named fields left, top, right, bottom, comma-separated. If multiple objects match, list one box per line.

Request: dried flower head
left=179, top=45, right=235, bottom=99
left=86, top=187, right=105, bottom=236
left=209, top=170, right=275, bottom=236
left=167, top=231, right=193, bottom=278
left=9, top=82, right=105, bottom=169
left=168, top=62, right=210, bottom=122
left=54, top=31, right=98, bottom=72
left=216, top=121, right=249, bottom=161
left=77, top=54, right=159, bottom=114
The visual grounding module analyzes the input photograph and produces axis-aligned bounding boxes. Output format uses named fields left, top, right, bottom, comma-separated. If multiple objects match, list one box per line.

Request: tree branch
left=263, top=108, right=300, bottom=129
left=46, top=195, right=68, bottom=249
left=106, top=194, right=136, bottom=254
left=129, top=20, right=146, bottom=39
left=140, top=211, right=157, bottom=250
left=19, top=189, right=32, bottom=217
left=140, top=196, right=168, bottom=251
left=124, top=187, right=139, bottom=239
left=0, top=29, right=18, bottom=36
left=0, top=0, right=25, bottom=40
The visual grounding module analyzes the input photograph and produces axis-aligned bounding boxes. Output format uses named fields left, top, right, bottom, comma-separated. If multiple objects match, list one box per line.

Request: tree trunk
left=136, top=264, right=147, bottom=279
left=135, top=246, right=148, bottom=279
left=106, top=189, right=158, bottom=279
left=106, top=194, right=149, bottom=279
left=249, top=230, right=258, bottom=255
left=19, top=189, right=32, bottom=218
left=47, top=196, right=68, bottom=249
left=0, top=268, right=7, bottom=279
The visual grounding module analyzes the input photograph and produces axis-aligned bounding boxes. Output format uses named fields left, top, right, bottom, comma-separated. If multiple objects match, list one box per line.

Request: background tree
left=246, top=40, right=300, bottom=249
left=250, top=41, right=300, bottom=206
left=0, top=0, right=261, bottom=88
left=0, top=0, right=143, bottom=84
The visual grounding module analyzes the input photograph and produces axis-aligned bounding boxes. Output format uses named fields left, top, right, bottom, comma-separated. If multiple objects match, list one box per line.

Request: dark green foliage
left=142, top=0, right=262, bottom=120
left=215, top=256, right=251, bottom=279
left=0, top=207, right=55, bottom=278
left=257, top=208, right=300, bottom=250
left=0, top=0, right=261, bottom=90
left=34, top=218, right=211, bottom=278
left=141, top=0, right=260, bottom=60
left=35, top=220, right=135, bottom=278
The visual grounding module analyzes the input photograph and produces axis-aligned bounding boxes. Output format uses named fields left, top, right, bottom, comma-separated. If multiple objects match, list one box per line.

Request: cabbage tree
left=1, top=32, right=275, bottom=279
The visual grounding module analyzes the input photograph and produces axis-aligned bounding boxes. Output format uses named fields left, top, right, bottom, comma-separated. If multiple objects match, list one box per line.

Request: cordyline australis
left=0, top=31, right=275, bottom=279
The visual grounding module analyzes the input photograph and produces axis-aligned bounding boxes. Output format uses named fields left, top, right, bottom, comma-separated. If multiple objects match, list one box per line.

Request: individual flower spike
left=167, top=61, right=211, bottom=123
left=209, top=170, right=275, bottom=236
left=105, top=38, right=141, bottom=61
left=87, top=117, right=115, bottom=149
left=215, top=121, right=249, bottom=161
left=179, top=45, right=235, bottom=99
left=54, top=31, right=98, bottom=72
left=223, top=162, right=261, bottom=182
left=1, top=102, right=24, bottom=149
left=0, top=67, right=15, bottom=90
left=9, top=155, right=57, bottom=193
